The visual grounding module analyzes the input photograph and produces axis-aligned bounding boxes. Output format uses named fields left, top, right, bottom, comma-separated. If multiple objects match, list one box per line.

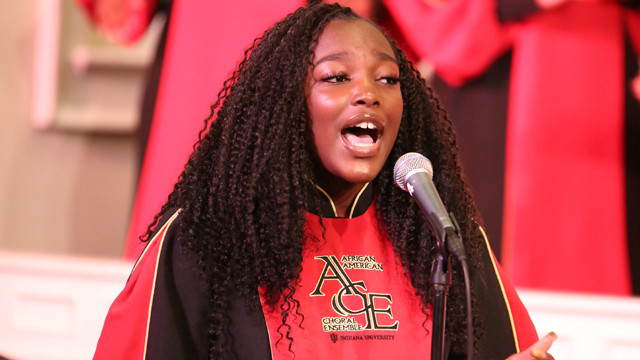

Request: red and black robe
left=95, top=184, right=538, bottom=359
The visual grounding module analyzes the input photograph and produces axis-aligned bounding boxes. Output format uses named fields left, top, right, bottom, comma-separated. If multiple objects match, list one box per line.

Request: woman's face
left=306, top=19, right=403, bottom=188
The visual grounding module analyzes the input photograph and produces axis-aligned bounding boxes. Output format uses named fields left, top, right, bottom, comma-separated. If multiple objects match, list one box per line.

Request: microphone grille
left=393, top=152, right=433, bottom=192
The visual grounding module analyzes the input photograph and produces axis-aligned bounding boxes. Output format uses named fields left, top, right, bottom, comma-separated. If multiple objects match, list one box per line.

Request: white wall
left=0, top=252, right=133, bottom=360
left=520, top=289, right=640, bottom=360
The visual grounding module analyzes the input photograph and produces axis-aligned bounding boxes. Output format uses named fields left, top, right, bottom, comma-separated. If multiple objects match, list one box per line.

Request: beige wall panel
left=0, top=1, right=139, bottom=258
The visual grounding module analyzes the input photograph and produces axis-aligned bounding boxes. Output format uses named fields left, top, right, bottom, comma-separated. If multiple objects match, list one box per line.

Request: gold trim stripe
left=479, top=226, right=520, bottom=353
left=314, top=184, right=338, bottom=217
left=131, top=210, right=182, bottom=274
left=314, top=182, right=371, bottom=218
left=141, top=210, right=181, bottom=360
left=348, top=183, right=369, bottom=219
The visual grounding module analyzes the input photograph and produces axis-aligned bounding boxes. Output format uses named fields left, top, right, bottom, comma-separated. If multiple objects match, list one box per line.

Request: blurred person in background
left=383, top=0, right=640, bottom=295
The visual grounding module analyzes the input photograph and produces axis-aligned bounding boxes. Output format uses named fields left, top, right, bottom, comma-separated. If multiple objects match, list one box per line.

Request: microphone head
left=393, top=152, right=433, bottom=192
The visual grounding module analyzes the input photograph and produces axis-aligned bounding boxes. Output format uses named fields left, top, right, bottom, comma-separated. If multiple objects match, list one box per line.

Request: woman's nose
left=350, top=81, right=380, bottom=107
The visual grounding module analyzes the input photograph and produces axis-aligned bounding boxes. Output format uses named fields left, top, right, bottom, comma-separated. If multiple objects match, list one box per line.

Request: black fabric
left=349, top=184, right=375, bottom=218
left=144, top=209, right=271, bottom=360
left=624, top=35, right=640, bottom=295
left=147, top=215, right=209, bottom=359
left=307, top=182, right=375, bottom=218
left=474, top=229, right=519, bottom=359
left=224, top=289, right=272, bottom=360
left=432, top=52, right=512, bottom=261
left=497, top=0, right=540, bottom=22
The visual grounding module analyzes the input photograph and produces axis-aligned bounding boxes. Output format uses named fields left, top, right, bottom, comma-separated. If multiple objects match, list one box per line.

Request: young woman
left=94, top=3, right=555, bottom=359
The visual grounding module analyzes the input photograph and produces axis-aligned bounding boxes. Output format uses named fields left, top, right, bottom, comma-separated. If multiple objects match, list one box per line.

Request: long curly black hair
left=142, top=3, right=483, bottom=358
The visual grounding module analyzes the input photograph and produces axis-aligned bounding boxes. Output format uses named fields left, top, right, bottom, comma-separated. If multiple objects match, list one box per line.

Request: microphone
left=395, top=153, right=473, bottom=360
left=393, top=153, right=466, bottom=261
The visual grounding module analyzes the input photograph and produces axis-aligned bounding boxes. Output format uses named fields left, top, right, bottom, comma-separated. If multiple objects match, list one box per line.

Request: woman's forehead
left=313, top=19, right=396, bottom=63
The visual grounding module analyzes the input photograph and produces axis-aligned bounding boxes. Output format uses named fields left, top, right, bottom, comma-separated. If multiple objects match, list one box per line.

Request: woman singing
left=94, top=3, right=555, bottom=359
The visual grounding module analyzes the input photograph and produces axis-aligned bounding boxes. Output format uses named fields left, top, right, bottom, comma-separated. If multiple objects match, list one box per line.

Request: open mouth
left=341, top=122, right=381, bottom=147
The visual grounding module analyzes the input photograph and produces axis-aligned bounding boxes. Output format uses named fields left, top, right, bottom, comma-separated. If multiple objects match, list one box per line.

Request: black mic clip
left=429, top=211, right=466, bottom=263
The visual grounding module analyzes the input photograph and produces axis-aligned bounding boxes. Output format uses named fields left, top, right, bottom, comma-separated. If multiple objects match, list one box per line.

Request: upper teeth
left=353, top=122, right=377, bottom=130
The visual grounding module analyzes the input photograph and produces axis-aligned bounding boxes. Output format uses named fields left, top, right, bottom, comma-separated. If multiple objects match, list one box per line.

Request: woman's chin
left=336, top=167, right=382, bottom=186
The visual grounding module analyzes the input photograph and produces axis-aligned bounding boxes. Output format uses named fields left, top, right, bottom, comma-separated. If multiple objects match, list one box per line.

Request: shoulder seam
left=131, top=209, right=182, bottom=275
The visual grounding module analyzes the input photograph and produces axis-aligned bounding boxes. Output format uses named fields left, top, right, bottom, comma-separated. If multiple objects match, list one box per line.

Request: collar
left=308, top=182, right=375, bottom=219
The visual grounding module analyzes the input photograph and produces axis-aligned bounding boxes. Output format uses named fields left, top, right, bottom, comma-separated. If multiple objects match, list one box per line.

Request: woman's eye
left=322, top=73, right=349, bottom=83
left=379, top=76, right=400, bottom=85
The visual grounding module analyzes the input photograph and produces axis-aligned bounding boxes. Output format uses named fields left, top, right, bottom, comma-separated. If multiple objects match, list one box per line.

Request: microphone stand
left=392, top=155, right=470, bottom=360
left=430, top=236, right=452, bottom=360
left=429, top=215, right=464, bottom=360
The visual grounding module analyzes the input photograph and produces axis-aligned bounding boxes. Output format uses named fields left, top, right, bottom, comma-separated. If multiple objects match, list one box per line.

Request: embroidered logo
left=330, top=333, right=338, bottom=343
left=310, top=255, right=399, bottom=332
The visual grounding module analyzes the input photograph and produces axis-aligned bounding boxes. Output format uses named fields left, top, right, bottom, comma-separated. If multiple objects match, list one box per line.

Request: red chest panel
left=261, top=205, right=432, bottom=359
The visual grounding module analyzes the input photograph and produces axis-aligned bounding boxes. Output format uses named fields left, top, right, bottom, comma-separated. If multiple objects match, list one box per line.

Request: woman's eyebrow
left=314, top=50, right=397, bottom=67
left=376, top=51, right=398, bottom=64
left=314, top=52, right=350, bottom=66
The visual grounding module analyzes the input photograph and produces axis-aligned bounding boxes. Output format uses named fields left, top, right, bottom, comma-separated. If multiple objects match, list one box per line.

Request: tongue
left=345, top=131, right=374, bottom=145
left=345, top=129, right=374, bottom=145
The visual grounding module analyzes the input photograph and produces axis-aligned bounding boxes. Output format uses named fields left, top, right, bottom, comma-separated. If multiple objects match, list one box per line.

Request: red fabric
left=501, top=2, right=632, bottom=295
left=94, top=225, right=167, bottom=360
left=377, top=13, right=420, bottom=63
left=124, top=0, right=304, bottom=259
left=382, top=0, right=512, bottom=86
left=75, top=0, right=157, bottom=45
left=261, top=206, right=432, bottom=359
